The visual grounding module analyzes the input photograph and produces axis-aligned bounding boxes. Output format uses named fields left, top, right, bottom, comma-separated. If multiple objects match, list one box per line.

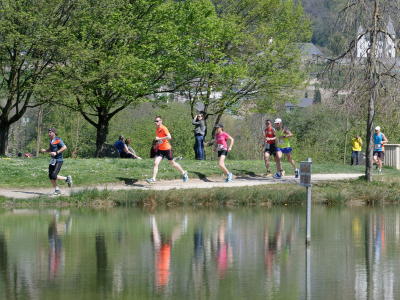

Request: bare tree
left=323, top=0, right=400, bottom=181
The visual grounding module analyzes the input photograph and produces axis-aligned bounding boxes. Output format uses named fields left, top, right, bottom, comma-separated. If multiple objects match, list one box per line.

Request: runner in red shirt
left=263, top=120, right=280, bottom=177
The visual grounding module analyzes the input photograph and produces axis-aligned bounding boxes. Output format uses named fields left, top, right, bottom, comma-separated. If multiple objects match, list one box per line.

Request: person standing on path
left=146, top=116, right=188, bottom=184
left=373, top=126, right=388, bottom=175
left=351, top=134, right=362, bottom=166
left=41, top=128, right=72, bottom=196
left=273, top=119, right=299, bottom=179
left=213, top=124, right=234, bottom=182
left=192, top=113, right=206, bottom=160
left=263, top=120, right=280, bottom=177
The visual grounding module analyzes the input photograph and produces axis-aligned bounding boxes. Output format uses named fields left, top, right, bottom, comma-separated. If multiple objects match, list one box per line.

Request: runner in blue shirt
left=41, top=128, right=72, bottom=196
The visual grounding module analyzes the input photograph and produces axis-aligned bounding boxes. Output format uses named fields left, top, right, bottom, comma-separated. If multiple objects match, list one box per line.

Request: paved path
left=0, top=173, right=363, bottom=199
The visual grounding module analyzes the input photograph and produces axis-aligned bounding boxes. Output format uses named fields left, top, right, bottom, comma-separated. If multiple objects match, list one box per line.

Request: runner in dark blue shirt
left=41, top=128, right=72, bottom=196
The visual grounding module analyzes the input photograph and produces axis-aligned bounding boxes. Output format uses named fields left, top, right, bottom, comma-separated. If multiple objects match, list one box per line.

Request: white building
left=357, top=17, right=396, bottom=58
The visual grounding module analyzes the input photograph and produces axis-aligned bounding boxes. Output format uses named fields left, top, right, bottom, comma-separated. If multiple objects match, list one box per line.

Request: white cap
left=375, top=126, right=381, bottom=131
left=274, top=118, right=282, bottom=124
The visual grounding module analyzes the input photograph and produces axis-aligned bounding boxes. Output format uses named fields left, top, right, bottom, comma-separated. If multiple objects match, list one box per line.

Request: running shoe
left=273, top=173, right=281, bottom=179
left=295, top=169, right=299, bottom=178
left=146, top=178, right=156, bottom=184
left=263, top=171, right=272, bottom=177
left=50, top=190, right=61, bottom=197
left=66, top=175, right=72, bottom=188
left=225, top=172, right=232, bottom=182
left=183, top=171, right=188, bottom=182
left=281, top=170, right=285, bottom=177
left=379, top=170, right=382, bottom=175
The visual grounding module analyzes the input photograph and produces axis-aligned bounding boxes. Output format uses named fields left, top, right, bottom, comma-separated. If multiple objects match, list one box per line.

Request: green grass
left=0, top=157, right=371, bottom=188
left=1, top=157, right=400, bottom=207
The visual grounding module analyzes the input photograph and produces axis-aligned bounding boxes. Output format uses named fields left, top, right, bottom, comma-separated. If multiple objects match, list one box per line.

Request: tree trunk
left=0, top=122, right=10, bottom=156
left=343, top=116, right=349, bottom=165
left=365, top=0, right=379, bottom=182
left=71, top=114, right=80, bottom=158
left=36, top=106, right=44, bottom=158
left=365, top=86, right=375, bottom=182
left=95, top=120, right=109, bottom=157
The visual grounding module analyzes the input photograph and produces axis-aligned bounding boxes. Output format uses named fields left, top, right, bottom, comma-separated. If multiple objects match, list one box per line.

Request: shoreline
left=0, top=173, right=362, bottom=200
left=1, top=173, right=399, bottom=208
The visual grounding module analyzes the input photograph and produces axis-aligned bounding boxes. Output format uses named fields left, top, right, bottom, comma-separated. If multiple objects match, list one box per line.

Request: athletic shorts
left=155, top=149, right=174, bottom=160
left=264, top=143, right=277, bottom=156
left=218, top=150, right=228, bottom=157
left=373, top=151, right=384, bottom=159
left=277, top=147, right=292, bottom=154
left=49, top=161, right=63, bottom=180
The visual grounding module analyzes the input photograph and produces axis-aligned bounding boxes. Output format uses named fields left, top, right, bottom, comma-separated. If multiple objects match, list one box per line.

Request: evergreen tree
left=314, top=89, right=321, bottom=104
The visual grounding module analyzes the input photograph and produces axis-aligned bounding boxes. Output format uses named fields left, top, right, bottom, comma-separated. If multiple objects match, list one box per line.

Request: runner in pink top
left=213, top=124, right=234, bottom=182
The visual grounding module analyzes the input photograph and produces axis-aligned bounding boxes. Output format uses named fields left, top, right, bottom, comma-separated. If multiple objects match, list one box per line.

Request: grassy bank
left=1, top=157, right=399, bottom=207
left=1, top=173, right=400, bottom=207
left=0, top=157, right=370, bottom=188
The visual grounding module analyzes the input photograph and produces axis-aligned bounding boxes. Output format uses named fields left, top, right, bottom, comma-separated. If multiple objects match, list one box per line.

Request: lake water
left=1, top=205, right=400, bottom=300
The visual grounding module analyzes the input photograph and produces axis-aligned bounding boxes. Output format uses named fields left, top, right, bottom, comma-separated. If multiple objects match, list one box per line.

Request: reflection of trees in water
left=96, top=232, right=109, bottom=295
left=360, top=212, right=395, bottom=300
left=6, top=208, right=400, bottom=299
left=0, top=233, right=11, bottom=299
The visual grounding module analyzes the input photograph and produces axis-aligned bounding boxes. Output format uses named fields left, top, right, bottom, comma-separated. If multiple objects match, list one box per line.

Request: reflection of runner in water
left=215, top=217, right=232, bottom=279
left=191, top=225, right=205, bottom=296
left=264, top=215, right=296, bottom=277
left=151, top=215, right=186, bottom=291
left=48, top=212, right=71, bottom=280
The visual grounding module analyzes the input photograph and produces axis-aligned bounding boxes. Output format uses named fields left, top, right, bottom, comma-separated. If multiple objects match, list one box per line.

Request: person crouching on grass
left=213, top=124, right=234, bottom=182
left=41, top=128, right=72, bottom=196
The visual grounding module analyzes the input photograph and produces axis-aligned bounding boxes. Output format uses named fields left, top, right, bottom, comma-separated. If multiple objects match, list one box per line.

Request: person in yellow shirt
left=351, top=134, right=362, bottom=166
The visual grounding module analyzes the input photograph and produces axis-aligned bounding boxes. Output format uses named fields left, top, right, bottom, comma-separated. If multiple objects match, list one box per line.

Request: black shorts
left=373, top=151, right=384, bottom=159
left=264, top=143, right=277, bottom=156
left=49, top=161, right=63, bottom=180
left=155, top=149, right=174, bottom=160
left=218, top=150, right=228, bottom=157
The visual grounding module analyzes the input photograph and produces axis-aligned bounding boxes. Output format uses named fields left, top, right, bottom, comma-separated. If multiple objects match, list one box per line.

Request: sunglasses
left=155, top=120, right=161, bottom=123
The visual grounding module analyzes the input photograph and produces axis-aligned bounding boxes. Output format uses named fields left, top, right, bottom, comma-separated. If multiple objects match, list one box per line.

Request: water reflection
left=48, top=212, right=71, bottom=281
left=151, top=214, right=186, bottom=291
left=1, top=207, right=400, bottom=299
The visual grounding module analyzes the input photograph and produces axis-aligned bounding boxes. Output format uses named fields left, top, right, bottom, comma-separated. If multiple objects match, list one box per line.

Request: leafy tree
left=44, top=0, right=217, bottom=157
left=0, top=0, right=76, bottom=155
left=175, top=0, right=313, bottom=143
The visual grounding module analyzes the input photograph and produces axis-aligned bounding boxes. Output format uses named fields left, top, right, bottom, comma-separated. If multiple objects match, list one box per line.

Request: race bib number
left=265, top=143, right=270, bottom=150
left=50, top=158, right=56, bottom=166
left=375, top=144, right=381, bottom=149
left=278, top=136, right=283, bottom=143
left=217, top=144, right=225, bottom=150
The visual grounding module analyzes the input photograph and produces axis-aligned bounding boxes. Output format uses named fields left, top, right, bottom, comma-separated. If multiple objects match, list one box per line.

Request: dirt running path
left=0, top=173, right=363, bottom=199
